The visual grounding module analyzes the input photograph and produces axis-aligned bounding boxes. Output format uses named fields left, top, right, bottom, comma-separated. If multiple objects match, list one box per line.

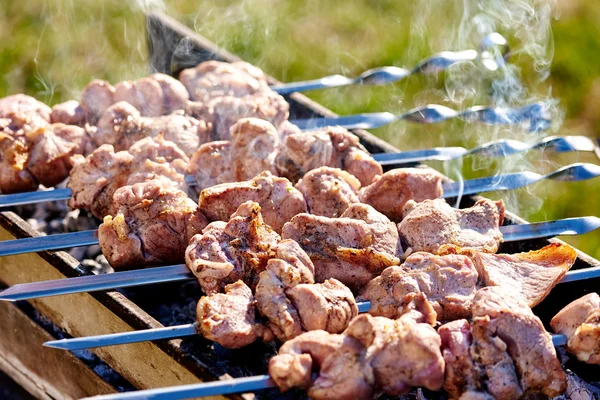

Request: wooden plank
left=0, top=300, right=115, bottom=399
left=0, top=225, right=226, bottom=399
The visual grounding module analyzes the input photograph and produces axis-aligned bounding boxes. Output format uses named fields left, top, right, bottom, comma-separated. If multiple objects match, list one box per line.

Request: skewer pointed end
left=0, top=288, right=18, bottom=302
left=43, top=339, right=74, bottom=350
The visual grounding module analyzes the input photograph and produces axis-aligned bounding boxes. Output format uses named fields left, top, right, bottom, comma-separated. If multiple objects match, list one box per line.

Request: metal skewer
left=271, top=33, right=509, bottom=94
left=2, top=136, right=594, bottom=208
left=43, top=298, right=565, bottom=351
left=2, top=217, right=600, bottom=301
left=0, top=162, right=599, bottom=257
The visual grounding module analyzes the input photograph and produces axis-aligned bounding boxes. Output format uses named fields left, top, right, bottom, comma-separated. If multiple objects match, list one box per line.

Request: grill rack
left=0, top=11, right=598, bottom=398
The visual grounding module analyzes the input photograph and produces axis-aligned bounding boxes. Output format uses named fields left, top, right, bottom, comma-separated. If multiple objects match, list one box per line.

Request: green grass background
left=1, top=0, right=599, bottom=258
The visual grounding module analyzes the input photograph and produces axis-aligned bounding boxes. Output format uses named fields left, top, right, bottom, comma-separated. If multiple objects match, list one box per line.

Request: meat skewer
left=0, top=161, right=598, bottom=258
left=1, top=134, right=595, bottom=208
left=270, top=32, right=509, bottom=94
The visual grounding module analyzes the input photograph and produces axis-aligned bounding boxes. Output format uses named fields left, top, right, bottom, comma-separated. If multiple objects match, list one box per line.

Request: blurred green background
left=1, top=0, right=599, bottom=258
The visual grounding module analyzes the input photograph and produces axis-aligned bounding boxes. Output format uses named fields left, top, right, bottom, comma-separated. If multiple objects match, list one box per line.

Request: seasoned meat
left=149, top=73, right=190, bottom=114
left=230, top=118, right=279, bottom=181
left=114, top=77, right=164, bottom=117
left=269, top=330, right=345, bottom=391
left=275, top=126, right=381, bottom=185
left=0, top=132, right=37, bottom=193
left=68, top=137, right=188, bottom=219
left=255, top=240, right=315, bottom=341
left=196, top=280, right=272, bottom=348
left=0, top=94, right=51, bottom=132
left=80, top=79, right=116, bottom=123
left=472, top=286, right=567, bottom=398
left=282, top=204, right=400, bottom=291
left=295, top=167, right=361, bottom=218
left=188, top=141, right=234, bottom=192
left=90, top=102, right=211, bottom=155
left=179, top=60, right=270, bottom=102
left=199, top=171, right=307, bottom=233
left=206, top=91, right=289, bottom=140
left=469, top=242, right=576, bottom=307
left=399, top=198, right=505, bottom=254
left=185, top=201, right=280, bottom=294
left=359, top=168, right=444, bottom=222
left=98, top=180, right=207, bottom=269
left=287, top=278, right=358, bottom=334
left=359, top=251, right=478, bottom=321
left=50, top=100, right=85, bottom=126
left=26, top=123, right=91, bottom=187
left=551, top=293, right=600, bottom=364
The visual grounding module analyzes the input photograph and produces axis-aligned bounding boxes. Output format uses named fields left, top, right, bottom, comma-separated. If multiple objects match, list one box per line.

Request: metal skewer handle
left=293, top=102, right=551, bottom=133
left=1, top=217, right=599, bottom=301
left=271, top=33, right=508, bottom=94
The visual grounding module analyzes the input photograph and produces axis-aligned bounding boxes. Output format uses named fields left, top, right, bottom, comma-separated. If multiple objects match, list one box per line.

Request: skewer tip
left=43, top=339, right=73, bottom=350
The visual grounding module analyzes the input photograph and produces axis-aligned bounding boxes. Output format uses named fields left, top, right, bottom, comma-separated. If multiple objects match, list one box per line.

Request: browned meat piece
left=282, top=204, right=400, bottom=291
left=91, top=102, right=211, bottom=155
left=269, top=330, right=346, bottom=392
left=50, top=100, right=85, bottom=126
left=287, top=278, right=358, bottom=333
left=230, top=118, right=279, bottom=181
left=26, top=123, right=91, bottom=187
left=295, top=167, right=360, bottom=218
left=399, top=198, right=505, bottom=254
left=99, top=180, right=207, bottom=269
left=0, top=133, right=37, bottom=193
left=185, top=201, right=280, bottom=294
left=359, top=168, right=444, bottom=222
left=469, top=242, right=576, bottom=307
left=472, top=286, right=567, bottom=398
left=255, top=240, right=315, bottom=341
left=127, top=135, right=189, bottom=167
left=206, top=91, right=289, bottom=140
left=359, top=251, right=478, bottom=321
left=279, top=120, right=301, bottom=139
left=179, top=60, right=270, bottom=102
left=114, top=78, right=164, bottom=117
left=0, top=94, right=51, bottom=131
left=80, top=79, right=116, bottom=123
left=275, top=126, right=381, bottom=186
left=150, top=73, right=190, bottom=114
left=188, top=141, right=234, bottom=192
left=199, top=171, right=307, bottom=233
left=551, top=293, right=600, bottom=364
left=196, top=280, right=272, bottom=348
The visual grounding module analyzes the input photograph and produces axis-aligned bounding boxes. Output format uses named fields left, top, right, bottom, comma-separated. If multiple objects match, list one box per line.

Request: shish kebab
left=74, top=288, right=599, bottom=400
left=1, top=133, right=597, bottom=208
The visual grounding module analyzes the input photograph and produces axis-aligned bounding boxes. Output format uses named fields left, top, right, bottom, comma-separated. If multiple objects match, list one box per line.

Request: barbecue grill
left=0, top=11, right=598, bottom=399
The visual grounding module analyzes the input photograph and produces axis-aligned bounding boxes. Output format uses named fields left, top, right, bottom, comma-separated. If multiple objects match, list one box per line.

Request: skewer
left=375, top=135, right=599, bottom=166
left=0, top=162, right=599, bottom=257
left=1, top=136, right=594, bottom=208
left=293, top=102, right=551, bottom=132
left=2, top=216, right=600, bottom=301
left=271, top=33, right=508, bottom=94
left=42, top=299, right=566, bottom=351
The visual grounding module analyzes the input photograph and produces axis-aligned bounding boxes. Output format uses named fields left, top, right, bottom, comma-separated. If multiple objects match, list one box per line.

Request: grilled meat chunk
left=91, top=102, right=211, bottom=156
left=150, top=73, right=190, bottom=114
left=199, top=171, right=307, bottom=233
left=185, top=201, right=280, bottom=294
left=196, top=280, right=273, bottom=348
left=188, top=141, right=234, bottom=192
left=50, top=100, right=85, bottom=126
left=399, top=198, right=505, bottom=254
left=114, top=77, right=164, bottom=117
left=469, top=242, right=576, bottom=307
left=98, top=180, right=207, bottom=269
left=275, top=126, right=381, bottom=185
left=179, top=60, right=270, bottom=102
left=80, top=80, right=116, bottom=123
left=295, top=167, right=361, bottom=218
left=359, top=167, right=444, bottom=222
left=282, top=203, right=400, bottom=291
left=359, top=251, right=478, bottom=321
left=230, top=118, right=279, bottom=181
left=551, top=293, right=600, bottom=364
left=0, top=133, right=37, bottom=193
left=271, top=310, right=443, bottom=399
left=0, top=94, right=51, bottom=134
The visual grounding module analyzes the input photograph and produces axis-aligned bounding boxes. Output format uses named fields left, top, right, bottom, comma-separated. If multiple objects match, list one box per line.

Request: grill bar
left=271, top=33, right=508, bottom=94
